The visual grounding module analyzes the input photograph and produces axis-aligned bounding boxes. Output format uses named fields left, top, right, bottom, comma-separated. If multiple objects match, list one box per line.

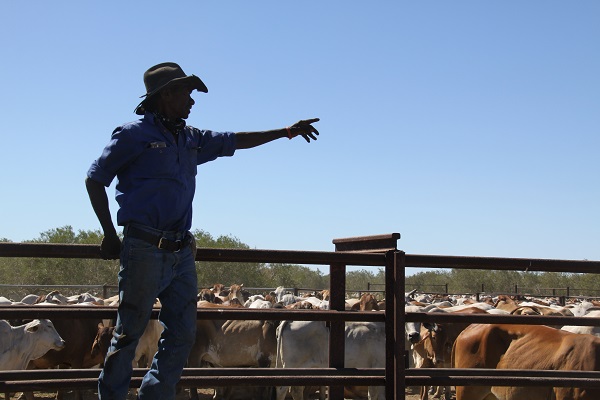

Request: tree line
left=406, top=267, right=600, bottom=298
left=3, top=226, right=597, bottom=301
left=0, top=226, right=385, bottom=299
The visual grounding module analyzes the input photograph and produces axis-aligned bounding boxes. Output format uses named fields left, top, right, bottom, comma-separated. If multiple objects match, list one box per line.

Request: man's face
left=162, top=84, right=195, bottom=119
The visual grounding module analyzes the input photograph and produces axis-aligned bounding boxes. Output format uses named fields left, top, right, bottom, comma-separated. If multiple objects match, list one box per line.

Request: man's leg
left=98, top=236, right=162, bottom=400
left=138, top=244, right=198, bottom=399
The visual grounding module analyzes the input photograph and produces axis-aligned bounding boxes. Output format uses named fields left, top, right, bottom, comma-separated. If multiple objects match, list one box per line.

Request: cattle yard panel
left=3, top=239, right=600, bottom=399
left=0, top=238, right=393, bottom=400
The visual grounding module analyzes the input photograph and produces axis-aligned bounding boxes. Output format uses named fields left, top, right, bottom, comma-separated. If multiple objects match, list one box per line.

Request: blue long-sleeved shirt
left=87, top=112, right=236, bottom=232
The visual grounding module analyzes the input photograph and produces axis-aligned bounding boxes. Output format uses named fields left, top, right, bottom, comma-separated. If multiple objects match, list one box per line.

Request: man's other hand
left=100, top=233, right=122, bottom=260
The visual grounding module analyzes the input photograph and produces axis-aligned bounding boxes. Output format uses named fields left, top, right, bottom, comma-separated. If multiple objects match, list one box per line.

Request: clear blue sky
left=1, top=1, right=598, bottom=276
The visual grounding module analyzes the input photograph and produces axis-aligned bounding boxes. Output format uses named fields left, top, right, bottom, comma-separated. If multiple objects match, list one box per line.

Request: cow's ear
left=27, top=321, right=41, bottom=332
left=423, top=322, right=435, bottom=331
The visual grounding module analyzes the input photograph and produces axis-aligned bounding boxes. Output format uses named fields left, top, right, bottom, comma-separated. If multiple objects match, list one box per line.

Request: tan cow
left=413, top=306, right=488, bottom=400
left=188, top=303, right=278, bottom=400
left=212, top=283, right=245, bottom=305
left=350, top=292, right=380, bottom=311
left=452, top=323, right=600, bottom=400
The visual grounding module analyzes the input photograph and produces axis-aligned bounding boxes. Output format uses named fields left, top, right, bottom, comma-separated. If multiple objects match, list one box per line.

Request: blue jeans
left=98, top=224, right=198, bottom=400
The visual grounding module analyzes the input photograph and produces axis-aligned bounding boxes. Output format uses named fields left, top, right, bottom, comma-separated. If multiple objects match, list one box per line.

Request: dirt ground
left=7, top=388, right=213, bottom=400
left=7, top=388, right=437, bottom=400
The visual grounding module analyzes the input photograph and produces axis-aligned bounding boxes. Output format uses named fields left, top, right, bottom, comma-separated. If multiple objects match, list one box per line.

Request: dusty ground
left=7, top=388, right=213, bottom=400
left=6, top=388, right=436, bottom=400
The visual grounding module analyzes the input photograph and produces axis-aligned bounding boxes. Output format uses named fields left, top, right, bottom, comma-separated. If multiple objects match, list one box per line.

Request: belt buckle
left=157, top=237, right=169, bottom=250
left=158, top=236, right=182, bottom=252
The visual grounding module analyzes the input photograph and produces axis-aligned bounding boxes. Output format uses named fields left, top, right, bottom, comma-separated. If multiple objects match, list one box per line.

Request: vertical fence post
left=333, top=233, right=400, bottom=398
left=386, top=250, right=405, bottom=400
left=329, top=262, right=346, bottom=400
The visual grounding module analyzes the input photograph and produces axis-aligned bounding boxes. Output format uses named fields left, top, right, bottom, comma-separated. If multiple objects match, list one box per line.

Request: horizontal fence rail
left=0, top=243, right=386, bottom=266
left=0, top=368, right=386, bottom=393
left=0, top=306, right=386, bottom=322
left=406, top=253, right=600, bottom=274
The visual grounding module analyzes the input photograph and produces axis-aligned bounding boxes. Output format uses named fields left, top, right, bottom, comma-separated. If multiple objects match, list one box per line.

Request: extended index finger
left=299, top=118, right=320, bottom=125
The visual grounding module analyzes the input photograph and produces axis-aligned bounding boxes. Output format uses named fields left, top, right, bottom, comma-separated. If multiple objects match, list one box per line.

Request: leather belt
left=127, top=226, right=191, bottom=252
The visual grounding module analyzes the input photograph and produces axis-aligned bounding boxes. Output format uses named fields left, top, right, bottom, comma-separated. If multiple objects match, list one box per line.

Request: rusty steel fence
left=2, top=235, right=600, bottom=399
left=0, top=234, right=403, bottom=400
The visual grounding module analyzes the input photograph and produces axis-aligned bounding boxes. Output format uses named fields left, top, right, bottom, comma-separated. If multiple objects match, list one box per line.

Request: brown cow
left=413, top=306, right=489, bottom=400
left=214, top=283, right=245, bottom=305
left=350, top=293, right=380, bottom=312
left=452, top=323, right=600, bottom=400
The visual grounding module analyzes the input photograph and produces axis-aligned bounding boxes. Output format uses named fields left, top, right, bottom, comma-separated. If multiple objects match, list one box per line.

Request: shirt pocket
left=135, top=145, right=179, bottom=178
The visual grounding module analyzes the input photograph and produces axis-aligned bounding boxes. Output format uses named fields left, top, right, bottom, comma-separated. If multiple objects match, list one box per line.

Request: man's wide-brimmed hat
left=134, top=62, right=208, bottom=115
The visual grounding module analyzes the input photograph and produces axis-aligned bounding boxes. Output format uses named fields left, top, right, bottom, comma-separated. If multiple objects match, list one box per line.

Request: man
left=85, top=62, right=319, bottom=400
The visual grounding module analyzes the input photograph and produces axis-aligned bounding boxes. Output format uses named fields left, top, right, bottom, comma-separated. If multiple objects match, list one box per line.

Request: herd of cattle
left=406, top=291, right=600, bottom=400
left=3, top=286, right=600, bottom=399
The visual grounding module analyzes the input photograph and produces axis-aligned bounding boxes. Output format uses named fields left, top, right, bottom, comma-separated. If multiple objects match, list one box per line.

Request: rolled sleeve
left=86, top=162, right=114, bottom=187
left=196, top=130, right=236, bottom=165
left=87, top=126, right=146, bottom=187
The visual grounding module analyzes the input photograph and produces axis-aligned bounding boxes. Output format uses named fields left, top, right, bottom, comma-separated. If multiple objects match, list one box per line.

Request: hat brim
left=134, top=75, right=208, bottom=115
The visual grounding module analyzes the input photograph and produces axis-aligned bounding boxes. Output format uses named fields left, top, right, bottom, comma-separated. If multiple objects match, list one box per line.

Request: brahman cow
left=0, top=319, right=65, bottom=370
left=187, top=311, right=278, bottom=400
left=452, top=323, right=600, bottom=400
left=275, top=320, right=328, bottom=400
left=25, top=316, right=107, bottom=400
left=561, top=309, right=600, bottom=337
left=275, top=320, right=385, bottom=400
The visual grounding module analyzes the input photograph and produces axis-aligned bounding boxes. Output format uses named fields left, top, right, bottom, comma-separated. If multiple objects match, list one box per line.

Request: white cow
left=300, top=296, right=329, bottom=310
left=275, top=320, right=328, bottom=400
left=275, top=320, right=385, bottom=400
left=20, top=294, right=40, bottom=304
left=245, top=297, right=274, bottom=309
left=565, top=300, right=596, bottom=317
left=65, top=292, right=105, bottom=304
left=561, top=309, right=600, bottom=337
left=0, top=319, right=65, bottom=370
left=344, top=321, right=386, bottom=400
left=405, top=304, right=440, bottom=349
left=42, top=290, right=70, bottom=304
